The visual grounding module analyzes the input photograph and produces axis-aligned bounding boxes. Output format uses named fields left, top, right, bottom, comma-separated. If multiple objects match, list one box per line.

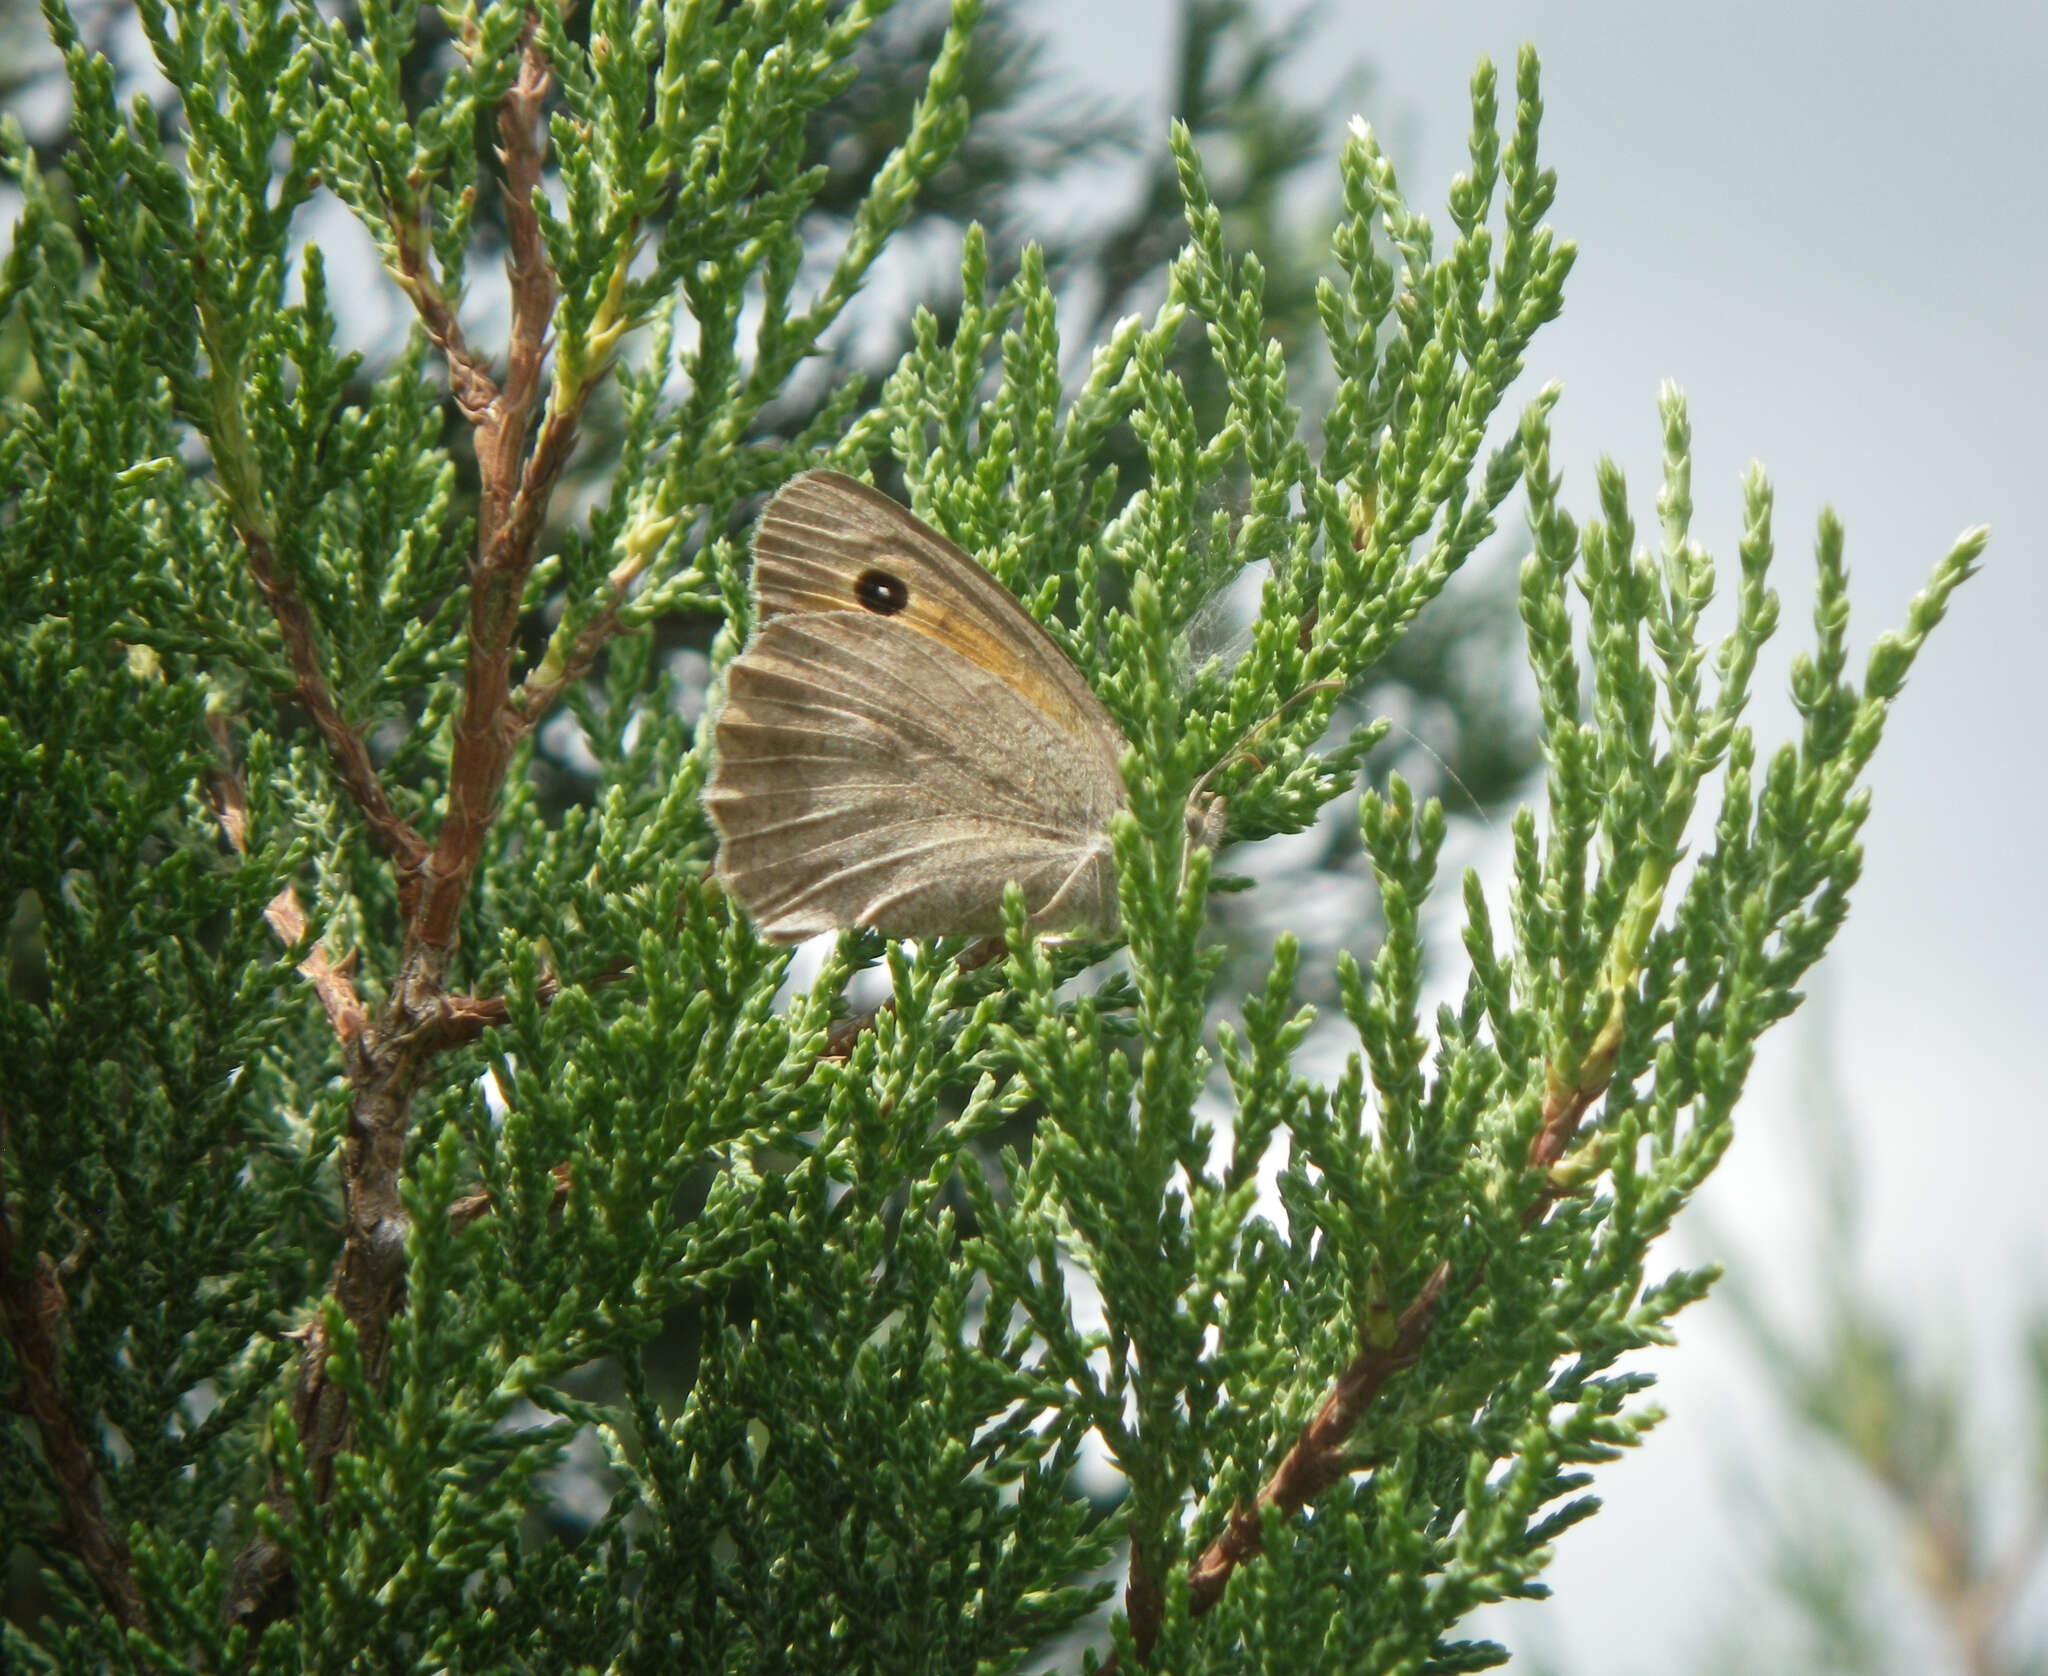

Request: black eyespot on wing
left=854, top=568, right=909, bottom=615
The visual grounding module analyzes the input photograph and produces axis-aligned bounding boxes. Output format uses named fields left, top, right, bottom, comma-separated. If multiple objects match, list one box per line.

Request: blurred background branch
left=1697, top=1001, right=2048, bottom=1676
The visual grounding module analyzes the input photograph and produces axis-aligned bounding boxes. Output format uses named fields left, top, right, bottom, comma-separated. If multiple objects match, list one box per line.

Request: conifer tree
left=0, top=1, right=1982, bottom=1670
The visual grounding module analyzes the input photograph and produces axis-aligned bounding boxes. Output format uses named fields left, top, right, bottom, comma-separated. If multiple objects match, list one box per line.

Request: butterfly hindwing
left=706, top=580, right=1126, bottom=940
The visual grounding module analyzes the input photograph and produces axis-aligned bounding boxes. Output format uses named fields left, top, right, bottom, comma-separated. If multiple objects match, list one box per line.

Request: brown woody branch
left=217, top=745, right=437, bottom=1626
left=259, top=889, right=369, bottom=1048
left=507, top=589, right=630, bottom=738
left=423, top=973, right=559, bottom=1049
left=419, top=955, right=647, bottom=1054
left=1527, top=1047, right=1613, bottom=1178
left=1112, top=1027, right=1622, bottom=1665
left=209, top=743, right=565, bottom=1624
left=237, top=528, right=430, bottom=906
left=387, top=222, right=498, bottom=423
left=413, top=31, right=581, bottom=954
left=222, top=999, right=437, bottom=1630
left=0, top=1167, right=149, bottom=1637
left=1175, top=1262, right=1451, bottom=1629
left=472, top=33, right=556, bottom=555
left=448, top=1161, right=573, bottom=1232
left=224, top=24, right=591, bottom=1631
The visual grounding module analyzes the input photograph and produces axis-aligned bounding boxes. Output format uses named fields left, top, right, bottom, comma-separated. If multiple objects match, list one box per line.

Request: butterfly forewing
left=706, top=473, right=1131, bottom=941
left=750, top=473, right=1123, bottom=760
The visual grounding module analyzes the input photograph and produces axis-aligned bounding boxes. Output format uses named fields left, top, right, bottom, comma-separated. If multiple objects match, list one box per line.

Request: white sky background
left=1026, top=0, right=2045, bottom=1669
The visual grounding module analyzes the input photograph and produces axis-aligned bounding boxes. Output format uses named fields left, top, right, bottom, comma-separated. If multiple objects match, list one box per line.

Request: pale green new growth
left=0, top=4, right=1981, bottom=1672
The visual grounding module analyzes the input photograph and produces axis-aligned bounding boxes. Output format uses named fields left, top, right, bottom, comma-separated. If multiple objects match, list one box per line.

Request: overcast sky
left=1029, top=0, right=2046, bottom=1667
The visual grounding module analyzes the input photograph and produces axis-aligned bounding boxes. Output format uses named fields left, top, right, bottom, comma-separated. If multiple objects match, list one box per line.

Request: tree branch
left=448, top=1161, right=573, bottom=1231
left=1528, top=1066, right=1606, bottom=1176
left=259, top=889, right=369, bottom=1048
left=412, top=29, right=579, bottom=953
left=0, top=1164, right=148, bottom=1636
left=221, top=1000, right=438, bottom=1631
left=226, top=27, right=599, bottom=1627
left=387, top=219, right=499, bottom=424
left=1112, top=1022, right=1622, bottom=1664
left=506, top=587, right=631, bottom=738
left=237, top=527, right=430, bottom=904
left=1178, top=1261, right=1450, bottom=1623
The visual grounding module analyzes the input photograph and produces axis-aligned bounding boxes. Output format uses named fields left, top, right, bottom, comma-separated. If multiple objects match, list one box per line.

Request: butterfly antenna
left=1185, top=686, right=1500, bottom=836
left=1376, top=720, right=1498, bottom=833
left=1189, top=678, right=1346, bottom=809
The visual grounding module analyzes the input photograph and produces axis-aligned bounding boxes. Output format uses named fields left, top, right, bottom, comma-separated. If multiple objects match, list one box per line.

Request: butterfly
left=704, top=470, right=1224, bottom=942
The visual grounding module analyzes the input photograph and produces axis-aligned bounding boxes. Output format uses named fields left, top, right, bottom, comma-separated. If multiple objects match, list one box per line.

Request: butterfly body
left=705, top=471, right=1135, bottom=942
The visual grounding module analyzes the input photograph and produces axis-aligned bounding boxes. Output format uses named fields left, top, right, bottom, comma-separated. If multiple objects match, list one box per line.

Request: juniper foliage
left=0, top=2, right=1983, bottom=1672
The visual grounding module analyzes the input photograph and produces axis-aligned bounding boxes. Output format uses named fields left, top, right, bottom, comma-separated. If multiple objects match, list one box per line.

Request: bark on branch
left=237, top=528, right=429, bottom=907
left=1113, top=1016, right=1624, bottom=1666
left=0, top=1164, right=148, bottom=1636
left=412, top=31, right=573, bottom=954
left=1179, top=1261, right=1450, bottom=1621
left=223, top=23, right=593, bottom=1631
left=506, top=587, right=630, bottom=738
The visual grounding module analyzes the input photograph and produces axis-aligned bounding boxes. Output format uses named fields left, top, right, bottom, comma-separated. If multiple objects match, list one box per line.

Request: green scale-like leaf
left=0, top=6, right=1983, bottom=1672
